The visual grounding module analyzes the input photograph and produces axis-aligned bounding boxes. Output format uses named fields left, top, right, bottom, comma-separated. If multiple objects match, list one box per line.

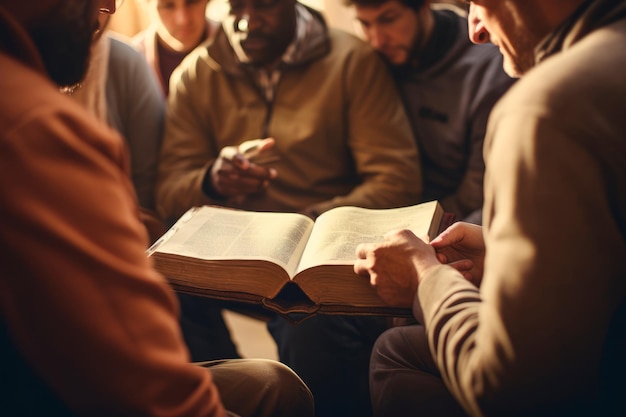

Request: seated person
left=0, top=1, right=314, bottom=416
left=347, top=0, right=515, bottom=224
left=69, top=11, right=166, bottom=242
left=133, top=0, right=220, bottom=96
left=156, top=0, right=422, bottom=415
left=354, top=0, right=626, bottom=415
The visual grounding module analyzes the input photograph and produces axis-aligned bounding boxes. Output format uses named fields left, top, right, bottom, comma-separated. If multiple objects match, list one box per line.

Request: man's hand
left=354, top=230, right=440, bottom=307
left=430, top=222, right=485, bottom=286
left=210, top=138, right=278, bottom=199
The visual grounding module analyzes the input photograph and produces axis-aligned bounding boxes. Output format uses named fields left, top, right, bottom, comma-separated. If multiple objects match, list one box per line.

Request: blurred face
left=30, top=0, right=114, bottom=86
left=355, top=1, right=427, bottom=66
left=466, top=0, right=545, bottom=77
left=149, top=0, right=210, bottom=52
left=227, top=0, right=297, bottom=67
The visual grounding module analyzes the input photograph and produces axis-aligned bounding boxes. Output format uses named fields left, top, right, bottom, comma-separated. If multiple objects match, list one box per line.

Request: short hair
left=342, top=0, right=427, bottom=11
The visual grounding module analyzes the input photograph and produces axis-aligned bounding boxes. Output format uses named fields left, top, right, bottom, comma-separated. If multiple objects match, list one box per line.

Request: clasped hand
left=354, top=222, right=486, bottom=308
left=210, top=138, right=278, bottom=200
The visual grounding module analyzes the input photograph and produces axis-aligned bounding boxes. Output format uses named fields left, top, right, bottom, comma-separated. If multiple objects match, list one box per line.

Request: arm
left=0, top=106, right=225, bottom=416
left=107, top=36, right=165, bottom=211
left=156, top=54, right=219, bottom=223
left=420, top=109, right=624, bottom=415
left=442, top=55, right=514, bottom=222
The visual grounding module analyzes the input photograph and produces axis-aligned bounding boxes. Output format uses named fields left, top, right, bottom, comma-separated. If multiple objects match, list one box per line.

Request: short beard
left=30, top=3, right=96, bottom=87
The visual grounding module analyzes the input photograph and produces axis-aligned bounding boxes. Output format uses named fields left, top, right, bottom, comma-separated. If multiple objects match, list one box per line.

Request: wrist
left=201, top=166, right=227, bottom=200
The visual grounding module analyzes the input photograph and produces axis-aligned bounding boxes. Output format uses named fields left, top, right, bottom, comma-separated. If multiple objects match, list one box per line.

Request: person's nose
left=99, top=0, right=116, bottom=14
left=99, top=0, right=123, bottom=14
left=174, top=6, right=191, bottom=25
left=367, top=25, right=385, bottom=50
left=467, top=4, right=489, bottom=44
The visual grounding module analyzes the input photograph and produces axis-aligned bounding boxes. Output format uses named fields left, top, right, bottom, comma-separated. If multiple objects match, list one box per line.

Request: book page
left=150, top=206, right=314, bottom=275
left=296, top=202, right=441, bottom=273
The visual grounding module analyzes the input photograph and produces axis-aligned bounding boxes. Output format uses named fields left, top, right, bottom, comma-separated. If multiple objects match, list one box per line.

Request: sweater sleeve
left=418, top=106, right=625, bottom=416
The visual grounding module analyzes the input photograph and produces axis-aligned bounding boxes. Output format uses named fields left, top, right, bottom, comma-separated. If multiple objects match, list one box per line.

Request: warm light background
left=109, top=0, right=355, bottom=38
left=109, top=0, right=462, bottom=40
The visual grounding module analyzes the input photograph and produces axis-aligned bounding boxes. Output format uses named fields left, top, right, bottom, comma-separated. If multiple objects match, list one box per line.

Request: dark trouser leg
left=268, top=314, right=387, bottom=417
left=177, top=293, right=241, bottom=361
left=370, top=325, right=467, bottom=417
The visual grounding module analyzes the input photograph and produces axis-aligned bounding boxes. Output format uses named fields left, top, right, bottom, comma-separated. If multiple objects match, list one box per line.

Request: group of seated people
left=75, top=1, right=514, bottom=415
left=2, top=0, right=625, bottom=416
left=102, top=0, right=514, bottom=415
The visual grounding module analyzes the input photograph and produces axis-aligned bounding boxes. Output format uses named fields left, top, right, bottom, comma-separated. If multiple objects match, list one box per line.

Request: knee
left=371, top=327, right=400, bottom=368
left=371, top=325, right=433, bottom=380
left=255, top=359, right=315, bottom=417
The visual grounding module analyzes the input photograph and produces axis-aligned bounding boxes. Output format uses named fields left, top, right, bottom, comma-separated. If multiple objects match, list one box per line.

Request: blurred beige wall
left=108, top=0, right=150, bottom=38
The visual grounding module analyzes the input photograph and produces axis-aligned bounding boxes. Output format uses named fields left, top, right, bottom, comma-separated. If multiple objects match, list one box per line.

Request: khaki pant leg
left=200, top=359, right=314, bottom=417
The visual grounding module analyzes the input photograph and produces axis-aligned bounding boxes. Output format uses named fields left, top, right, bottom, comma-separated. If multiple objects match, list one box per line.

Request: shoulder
left=106, top=35, right=158, bottom=90
left=0, top=55, right=86, bottom=134
left=324, top=27, right=387, bottom=74
left=108, top=34, right=145, bottom=64
left=168, top=40, right=219, bottom=95
left=130, top=26, right=155, bottom=54
left=327, top=28, right=374, bottom=56
left=0, top=62, right=124, bottom=166
left=488, top=21, right=626, bottom=169
left=496, top=21, right=626, bottom=128
left=178, top=40, right=215, bottom=76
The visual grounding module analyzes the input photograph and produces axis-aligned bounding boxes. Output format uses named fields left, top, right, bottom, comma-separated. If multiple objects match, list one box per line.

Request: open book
left=148, top=201, right=445, bottom=322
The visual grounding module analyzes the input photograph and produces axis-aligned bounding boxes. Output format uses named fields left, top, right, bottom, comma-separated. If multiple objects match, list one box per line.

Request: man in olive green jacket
left=156, top=2, right=422, bottom=416
left=156, top=3, right=421, bottom=223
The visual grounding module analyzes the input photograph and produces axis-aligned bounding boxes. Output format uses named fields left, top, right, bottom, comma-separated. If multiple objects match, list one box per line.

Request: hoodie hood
left=208, top=3, right=330, bottom=77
